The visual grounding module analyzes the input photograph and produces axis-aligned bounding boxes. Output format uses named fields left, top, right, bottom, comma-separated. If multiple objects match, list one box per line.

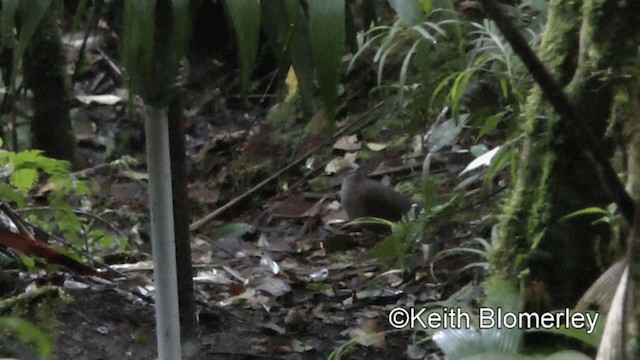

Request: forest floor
left=0, top=42, right=497, bottom=360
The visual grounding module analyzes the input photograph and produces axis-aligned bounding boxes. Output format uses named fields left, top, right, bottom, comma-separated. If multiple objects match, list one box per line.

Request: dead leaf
left=333, top=135, right=361, bottom=151
left=76, top=94, right=123, bottom=105
left=325, top=152, right=358, bottom=174
left=348, top=320, right=387, bottom=350
left=261, top=321, right=286, bottom=335
left=285, top=66, right=298, bottom=102
left=253, top=276, right=292, bottom=297
left=301, top=197, right=326, bottom=217
left=365, top=142, right=388, bottom=151
left=290, top=339, right=313, bottom=352
left=272, top=194, right=318, bottom=219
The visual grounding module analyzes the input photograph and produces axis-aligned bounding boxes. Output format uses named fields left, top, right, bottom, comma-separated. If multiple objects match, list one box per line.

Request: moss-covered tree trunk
left=493, top=0, right=640, bottom=309
left=22, top=4, right=76, bottom=164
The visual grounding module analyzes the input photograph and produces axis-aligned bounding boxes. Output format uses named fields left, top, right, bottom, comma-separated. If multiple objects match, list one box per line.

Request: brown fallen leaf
left=333, top=135, right=361, bottom=151
left=348, top=319, right=387, bottom=351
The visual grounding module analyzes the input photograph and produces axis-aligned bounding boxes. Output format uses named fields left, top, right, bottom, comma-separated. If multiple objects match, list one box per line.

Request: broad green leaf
left=12, top=0, right=52, bottom=87
left=123, top=0, right=191, bottom=106
left=387, top=0, right=421, bottom=27
left=480, top=111, right=506, bottom=137
left=224, top=0, right=261, bottom=92
left=308, top=0, right=344, bottom=124
left=11, top=168, right=38, bottom=192
left=433, top=279, right=523, bottom=358
left=426, top=118, right=464, bottom=153
left=172, top=0, right=190, bottom=60
left=0, top=182, right=26, bottom=206
left=283, top=0, right=314, bottom=113
left=1, top=0, right=19, bottom=46
left=123, top=0, right=156, bottom=96
left=420, top=0, right=433, bottom=14
left=541, top=351, right=591, bottom=360
left=484, top=277, right=522, bottom=312
left=260, top=0, right=293, bottom=97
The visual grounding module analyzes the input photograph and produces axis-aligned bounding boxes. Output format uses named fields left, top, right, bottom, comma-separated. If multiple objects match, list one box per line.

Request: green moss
left=0, top=286, right=71, bottom=335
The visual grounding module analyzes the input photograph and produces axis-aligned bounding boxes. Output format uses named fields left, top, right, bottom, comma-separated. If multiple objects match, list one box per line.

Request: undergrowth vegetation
left=0, top=0, right=615, bottom=358
left=0, top=145, right=128, bottom=270
left=334, top=1, right=602, bottom=358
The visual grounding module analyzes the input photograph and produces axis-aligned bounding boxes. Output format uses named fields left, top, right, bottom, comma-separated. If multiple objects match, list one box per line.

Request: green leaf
left=560, top=207, right=609, bottom=222
left=527, top=310, right=602, bottom=348
left=422, top=172, right=438, bottom=209
left=1, top=0, right=19, bottom=47
left=18, top=253, right=36, bottom=270
left=171, top=0, right=191, bottom=62
left=420, top=0, right=433, bottom=14
left=450, top=70, right=473, bottom=118
left=426, top=118, right=465, bottom=153
left=308, top=0, right=344, bottom=124
left=387, top=0, right=421, bottom=27
left=0, top=317, right=52, bottom=358
left=479, top=111, right=506, bottom=137
left=347, top=216, right=393, bottom=227
left=123, top=0, right=191, bottom=105
left=0, top=182, right=27, bottom=206
left=224, top=0, right=261, bottom=92
left=260, top=0, right=293, bottom=91
left=483, top=277, right=522, bottom=312
left=433, top=279, right=523, bottom=358
left=366, top=231, right=404, bottom=268
left=283, top=0, right=315, bottom=112
left=123, top=0, right=156, bottom=96
left=11, top=168, right=38, bottom=192
left=398, top=40, right=419, bottom=99
left=13, top=0, right=52, bottom=86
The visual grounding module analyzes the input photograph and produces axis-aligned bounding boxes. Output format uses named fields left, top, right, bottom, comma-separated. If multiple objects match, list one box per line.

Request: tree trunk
left=22, top=4, right=76, bottom=164
left=493, top=0, right=640, bottom=310
left=168, top=96, right=199, bottom=358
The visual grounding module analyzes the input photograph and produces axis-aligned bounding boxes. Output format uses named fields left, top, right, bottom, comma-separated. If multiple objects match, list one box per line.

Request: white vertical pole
left=144, top=105, right=182, bottom=359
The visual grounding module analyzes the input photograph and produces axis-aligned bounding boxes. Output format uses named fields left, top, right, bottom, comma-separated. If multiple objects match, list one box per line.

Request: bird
left=339, top=162, right=415, bottom=222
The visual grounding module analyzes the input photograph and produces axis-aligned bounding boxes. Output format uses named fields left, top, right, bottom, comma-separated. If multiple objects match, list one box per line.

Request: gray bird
left=339, top=162, right=414, bottom=222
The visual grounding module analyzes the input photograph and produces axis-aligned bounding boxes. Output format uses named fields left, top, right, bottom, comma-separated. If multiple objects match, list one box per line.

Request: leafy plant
left=433, top=236, right=492, bottom=277
left=432, top=16, right=541, bottom=130
left=0, top=144, right=128, bottom=268
left=349, top=1, right=456, bottom=99
left=0, top=148, right=71, bottom=205
left=364, top=190, right=459, bottom=271
left=560, top=204, right=621, bottom=227
left=225, top=0, right=345, bottom=123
